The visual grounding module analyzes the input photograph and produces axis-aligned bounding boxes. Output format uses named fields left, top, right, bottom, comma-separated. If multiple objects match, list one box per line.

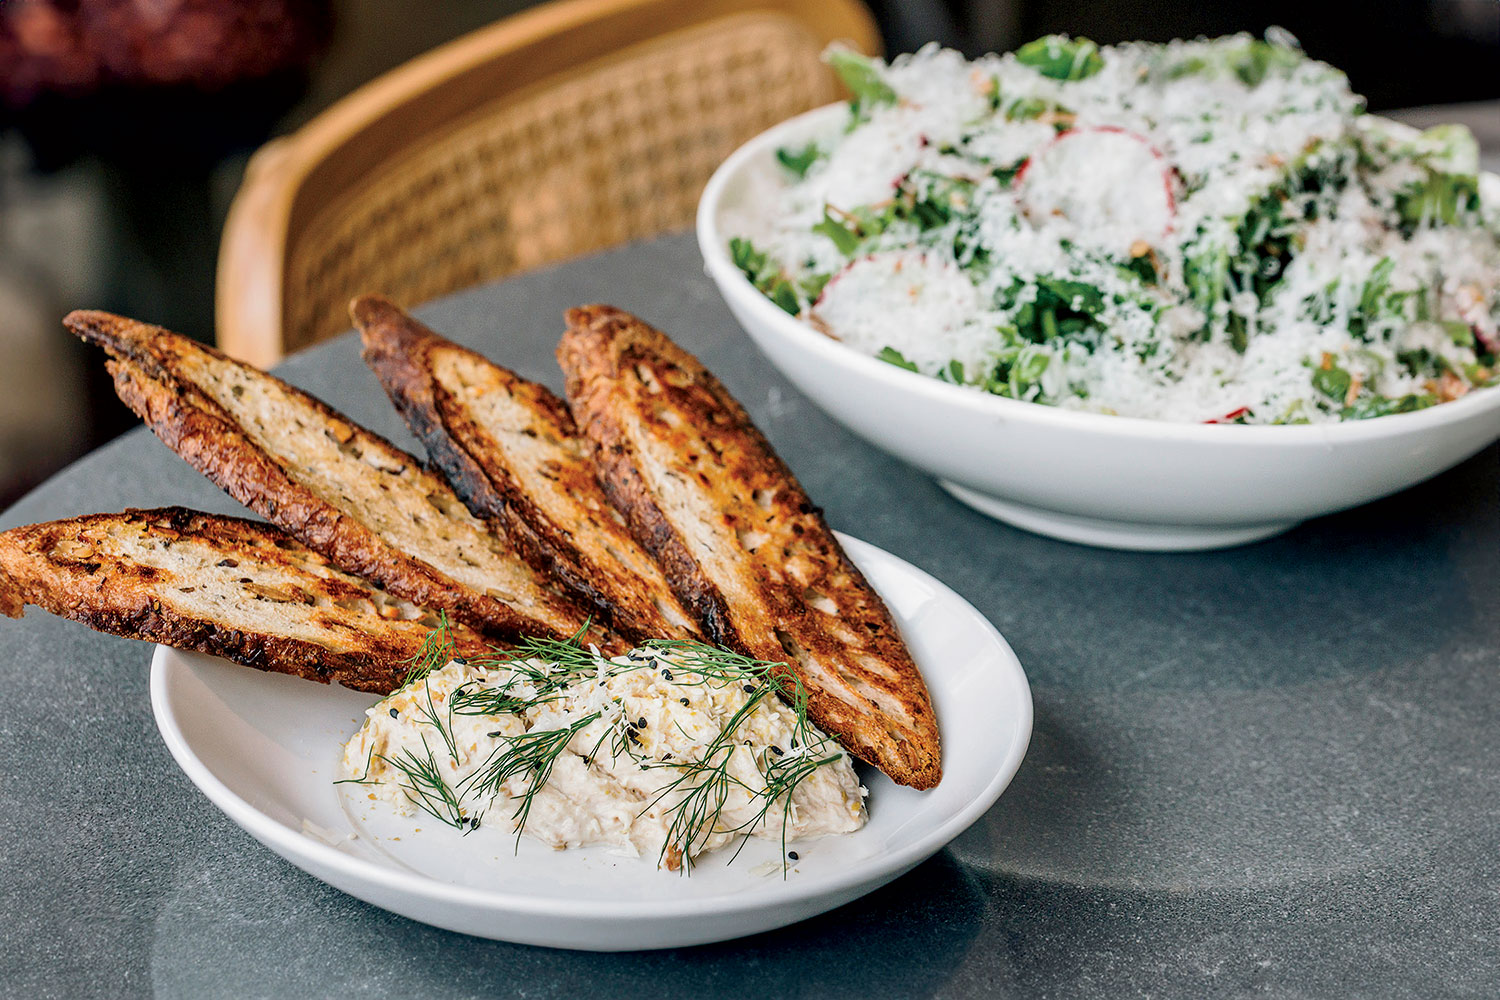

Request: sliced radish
left=816, top=251, right=977, bottom=316
left=1016, top=126, right=1177, bottom=257
left=812, top=252, right=985, bottom=371
left=804, top=112, right=925, bottom=215
left=1204, top=406, right=1251, bottom=424
left=1454, top=284, right=1498, bottom=354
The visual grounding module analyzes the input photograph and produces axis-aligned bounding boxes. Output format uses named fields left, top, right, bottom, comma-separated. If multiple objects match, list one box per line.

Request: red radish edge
left=812, top=251, right=947, bottom=309
left=1015, top=125, right=1179, bottom=238
left=1204, top=406, right=1251, bottom=424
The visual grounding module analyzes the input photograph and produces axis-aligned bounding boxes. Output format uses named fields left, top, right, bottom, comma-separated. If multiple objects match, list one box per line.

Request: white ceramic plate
left=149, top=533, right=1032, bottom=951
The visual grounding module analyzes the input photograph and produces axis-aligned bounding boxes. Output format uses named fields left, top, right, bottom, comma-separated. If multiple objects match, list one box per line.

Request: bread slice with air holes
left=351, top=294, right=700, bottom=643
left=557, top=305, right=942, bottom=789
left=0, top=507, right=493, bottom=693
left=62, top=310, right=612, bottom=649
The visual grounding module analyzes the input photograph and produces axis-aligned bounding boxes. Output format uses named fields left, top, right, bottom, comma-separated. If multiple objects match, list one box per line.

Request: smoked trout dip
left=340, top=645, right=868, bottom=869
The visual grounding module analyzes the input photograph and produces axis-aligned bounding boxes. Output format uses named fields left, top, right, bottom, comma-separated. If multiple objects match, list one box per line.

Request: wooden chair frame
left=216, top=0, right=880, bottom=366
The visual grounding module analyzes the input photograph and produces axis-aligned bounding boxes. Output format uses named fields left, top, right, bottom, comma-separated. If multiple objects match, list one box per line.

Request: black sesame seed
left=680, top=697, right=690, bottom=706
left=388, top=707, right=399, bottom=719
left=451, top=656, right=468, bottom=666
left=787, top=851, right=799, bottom=861
left=770, top=746, right=784, bottom=756
left=743, top=684, right=755, bottom=693
left=488, top=730, right=503, bottom=738
left=637, top=717, right=648, bottom=729
left=470, top=816, right=482, bottom=829
left=663, top=753, right=674, bottom=761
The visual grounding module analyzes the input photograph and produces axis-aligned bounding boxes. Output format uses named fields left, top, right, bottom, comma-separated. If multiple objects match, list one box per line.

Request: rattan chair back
left=216, top=0, right=879, bottom=365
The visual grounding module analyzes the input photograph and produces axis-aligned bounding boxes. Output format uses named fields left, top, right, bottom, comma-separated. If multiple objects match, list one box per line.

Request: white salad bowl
left=697, top=103, right=1500, bottom=551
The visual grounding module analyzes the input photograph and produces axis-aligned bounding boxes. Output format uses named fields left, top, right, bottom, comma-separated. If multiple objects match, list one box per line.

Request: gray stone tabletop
left=2, top=233, right=1497, bottom=999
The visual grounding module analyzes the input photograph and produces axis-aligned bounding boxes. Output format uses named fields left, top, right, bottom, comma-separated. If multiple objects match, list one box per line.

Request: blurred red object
left=0, top=0, right=331, bottom=109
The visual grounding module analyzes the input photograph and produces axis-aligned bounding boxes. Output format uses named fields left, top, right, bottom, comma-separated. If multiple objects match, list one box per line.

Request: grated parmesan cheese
left=728, top=32, right=1500, bottom=424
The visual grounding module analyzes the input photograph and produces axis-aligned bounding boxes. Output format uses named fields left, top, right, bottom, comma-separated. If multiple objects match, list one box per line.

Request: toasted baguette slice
left=64, top=310, right=608, bottom=649
left=352, top=295, right=700, bottom=642
left=0, top=507, right=493, bottom=693
left=558, top=306, right=942, bottom=789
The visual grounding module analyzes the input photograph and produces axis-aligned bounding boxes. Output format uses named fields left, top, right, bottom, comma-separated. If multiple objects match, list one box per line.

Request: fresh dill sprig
left=734, top=739, right=844, bottom=866
left=449, top=680, right=536, bottom=718
left=336, top=731, right=469, bottom=830
left=634, top=686, right=772, bottom=865
left=350, top=625, right=852, bottom=871
left=449, top=630, right=626, bottom=718
left=414, top=674, right=461, bottom=766
left=469, top=630, right=616, bottom=675
left=391, top=617, right=467, bottom=768
left=623, top=645, right=844, bottom=874
left=399, top=612, right=456, bottom=689
left=460, top=712, right=602, bottom=838
left=377, top=737, right=466, bottom=829
left=450, top=655, right=610, bottom=716
left=480, top=637, right=842, bottom=873
left=334, top=744, right=376, bottom=786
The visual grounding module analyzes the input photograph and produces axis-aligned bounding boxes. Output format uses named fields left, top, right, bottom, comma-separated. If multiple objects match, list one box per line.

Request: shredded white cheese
left=730, top=33, right=1500, bottom=424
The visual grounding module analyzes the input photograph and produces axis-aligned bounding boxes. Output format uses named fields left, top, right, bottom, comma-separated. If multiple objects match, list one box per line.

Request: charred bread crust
left=0, top=507, right=493, bottom=694
left=584, top=422, right=735, bottom=645
left=352, top=297, right=513, bottom=525
left=352, top=296, right=602, bottom=614
left=557, top=305, right=942, bottom=789
left=64, top=309, right=608, bottom=649
left=352, top=295, right=699, bottom=642
left=100, top=355, right=540, bottom=639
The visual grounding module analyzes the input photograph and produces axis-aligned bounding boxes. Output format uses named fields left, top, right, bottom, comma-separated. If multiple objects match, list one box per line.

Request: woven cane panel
left=284, top=12, right=838, bottom=353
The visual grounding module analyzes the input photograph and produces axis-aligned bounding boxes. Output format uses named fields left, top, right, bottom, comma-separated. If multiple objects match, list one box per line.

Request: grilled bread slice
left=558, top=305, right=942, bottom=789
left=352, top=295, right=699, bottom=642
left=0, top=507, right=493, bottom=693
left=63, top=310, right=608, bottom=648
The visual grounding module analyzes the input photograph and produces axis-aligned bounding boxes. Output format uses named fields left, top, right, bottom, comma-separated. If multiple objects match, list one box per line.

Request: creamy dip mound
left=341, top=645, right=867, bottom=869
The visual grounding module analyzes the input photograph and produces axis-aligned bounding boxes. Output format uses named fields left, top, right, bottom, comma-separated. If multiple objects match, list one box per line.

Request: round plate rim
left=149, top=532, right=1033, bottom=924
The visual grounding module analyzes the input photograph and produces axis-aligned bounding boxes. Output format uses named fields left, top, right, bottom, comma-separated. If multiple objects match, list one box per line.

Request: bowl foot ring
left=937, top=481, right=1300, bottom=552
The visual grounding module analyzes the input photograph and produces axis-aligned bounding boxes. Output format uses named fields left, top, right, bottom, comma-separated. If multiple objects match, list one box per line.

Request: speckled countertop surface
left=2, top=234, right=1498, bottom=999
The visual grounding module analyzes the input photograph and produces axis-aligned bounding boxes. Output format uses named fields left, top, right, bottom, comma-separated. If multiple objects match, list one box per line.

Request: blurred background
left=0, top=0, right=1496, bottom=507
